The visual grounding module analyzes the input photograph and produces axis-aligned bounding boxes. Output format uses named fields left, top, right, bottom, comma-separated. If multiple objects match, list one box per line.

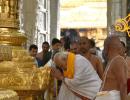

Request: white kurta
left=57, top=55, right=102, bottom=100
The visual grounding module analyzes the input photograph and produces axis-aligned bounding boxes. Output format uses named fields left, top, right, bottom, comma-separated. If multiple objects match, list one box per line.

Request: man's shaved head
left=103, top=35, right=123, bottom=59
left=104, top=35, right=121, bottom=48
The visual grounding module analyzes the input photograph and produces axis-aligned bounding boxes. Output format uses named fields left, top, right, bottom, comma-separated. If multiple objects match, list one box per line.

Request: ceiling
left=60, top=0, right=107, bottom=28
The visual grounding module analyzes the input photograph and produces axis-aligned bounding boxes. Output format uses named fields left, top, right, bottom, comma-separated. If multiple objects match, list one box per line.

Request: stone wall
left=20, top=0, right=60, bottom=50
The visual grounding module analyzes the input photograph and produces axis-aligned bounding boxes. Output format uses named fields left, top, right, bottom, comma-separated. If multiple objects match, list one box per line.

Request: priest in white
left=51, top=52, right=102, bottom=100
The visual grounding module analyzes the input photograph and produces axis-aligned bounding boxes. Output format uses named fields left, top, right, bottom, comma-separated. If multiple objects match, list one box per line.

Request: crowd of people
left=28, top=34, right=129, bottom=100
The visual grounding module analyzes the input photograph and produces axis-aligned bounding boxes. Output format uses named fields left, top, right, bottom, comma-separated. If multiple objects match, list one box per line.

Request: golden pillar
left=0, top=1, right=53, bottom=100
left=0, top=0, right=26, bottom=46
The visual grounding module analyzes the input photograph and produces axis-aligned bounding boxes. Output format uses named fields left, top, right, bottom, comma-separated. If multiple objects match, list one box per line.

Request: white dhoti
left=95, top=56, right=125, bottom=100
left=57, top=55, right=102, bottom=100
left=95, top=90, right=120, bottom=100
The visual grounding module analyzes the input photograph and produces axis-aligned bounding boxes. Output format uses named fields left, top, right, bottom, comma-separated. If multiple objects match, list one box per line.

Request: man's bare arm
left=96, top=57, right=104, bottom=80
left=113, top=57, right=127, bottom=100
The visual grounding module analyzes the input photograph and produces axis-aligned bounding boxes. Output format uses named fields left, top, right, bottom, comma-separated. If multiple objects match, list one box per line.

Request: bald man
left=79, top=37, right=104, bottom=80
left=102, top=35, right=127, bottom=100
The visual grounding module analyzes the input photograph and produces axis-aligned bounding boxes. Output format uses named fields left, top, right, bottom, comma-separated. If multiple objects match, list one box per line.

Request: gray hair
left=53, top=51, right=69, bottom=61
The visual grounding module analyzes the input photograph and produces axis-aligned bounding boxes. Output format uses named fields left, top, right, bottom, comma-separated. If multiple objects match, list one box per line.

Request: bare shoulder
left=91, top=55, right=102, bottom=63
left=111, top=56, right=126, bottom=69
left=113, top=56, right=125, bottom=63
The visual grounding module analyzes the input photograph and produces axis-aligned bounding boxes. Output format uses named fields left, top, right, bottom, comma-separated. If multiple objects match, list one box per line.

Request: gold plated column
left=0, top=0, right=26, bottom=46
left=0, top=1, right=53, bottom=100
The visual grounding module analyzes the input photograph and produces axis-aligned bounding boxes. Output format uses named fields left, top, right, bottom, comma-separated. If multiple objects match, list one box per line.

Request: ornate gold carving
left=0, top=19, right=19, bottom=28
left=0, top=28, right=27, bottom=46
left=115, top=14, right=130, bottom=37
left=0, top=0, right=18, bottom=28
left=0, top=89, right=18, bottom=100
left=0, top=49, right=52, bottom=91
left=0, top=0, right=53, bottom=99
left=0, top=0, right=26, bottom=47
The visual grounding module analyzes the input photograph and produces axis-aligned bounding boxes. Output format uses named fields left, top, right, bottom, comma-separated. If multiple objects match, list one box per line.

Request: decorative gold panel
left=115, top=14, right=130, bottom=37
left=0, top=0, right=53, bottom=99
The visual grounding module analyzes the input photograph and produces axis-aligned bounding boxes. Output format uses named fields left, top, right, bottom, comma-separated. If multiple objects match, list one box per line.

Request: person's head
left=70, top=42, right=79, bottom=54
left=29, top=44, right=38, bottom=57
left=103, top=35, right=123, bottom=60
left=79, top=37, right=90, bottom=54
left=53, top=52, right=68, bottom=70
left=89, top=39, right=96, bottom=55
left=42, top=42, right=50, bottom=52
left=64, top=36, right=71, bottom=51
left=60, top=36, right=65, bottom=46
left=52, top=38, right=61, bottom=51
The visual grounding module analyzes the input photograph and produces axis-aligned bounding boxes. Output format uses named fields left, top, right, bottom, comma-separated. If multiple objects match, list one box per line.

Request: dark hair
left=29, top=44, right=38, bottom=51
left=42, top=41, right=49, bottom=46
left=52, top=38, right=61, bottom=46
left=64, top=36, right=71, bottom=50
left=89, top=39, right=95, bottom=48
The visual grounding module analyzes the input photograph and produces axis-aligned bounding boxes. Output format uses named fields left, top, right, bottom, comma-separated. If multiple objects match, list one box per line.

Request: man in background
left=51, top=38, right=62, bottom=53
left=37, top=42, right=51, bottom=67
left=79, top=37, right=104, bottom=80
left=29, top=44, right=38, bottom=66
left=89, top=39, right=103, bottom=62
left=29, top=44, right=38, bottom=57
left=46, top=38, right=62, bottom=66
